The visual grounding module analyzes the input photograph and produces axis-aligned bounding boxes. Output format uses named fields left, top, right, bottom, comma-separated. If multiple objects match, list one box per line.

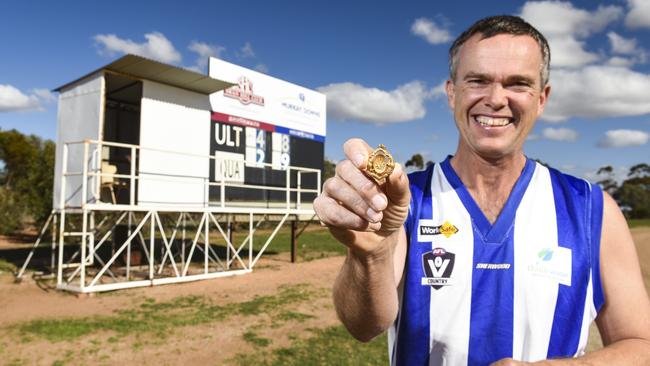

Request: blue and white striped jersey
left=389, top=157, right=604, bottom=366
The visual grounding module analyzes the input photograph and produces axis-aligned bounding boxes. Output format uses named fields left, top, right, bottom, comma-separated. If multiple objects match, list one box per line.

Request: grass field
left=250, top=225, right=346, bottom=259
left=232, top=326, right=387, bottom=366
left=0, top=227, right=387, bottom=366
left=1, top=220, right=649, bottom=365
left=16, top=284, right=316, bottom=343
left=628, top=218, right=650, bottom=228
left=2, top=277, right=388, bottom=365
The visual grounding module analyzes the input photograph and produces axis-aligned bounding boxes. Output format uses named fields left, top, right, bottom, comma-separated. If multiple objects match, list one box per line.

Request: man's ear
left=445, top=79, right=455, bottom=110
left=537, top=83, right=551, bottom=117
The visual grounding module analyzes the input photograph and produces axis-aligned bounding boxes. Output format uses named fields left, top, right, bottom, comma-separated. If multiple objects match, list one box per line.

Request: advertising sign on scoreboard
left=208, top=57, right=326, bottom=202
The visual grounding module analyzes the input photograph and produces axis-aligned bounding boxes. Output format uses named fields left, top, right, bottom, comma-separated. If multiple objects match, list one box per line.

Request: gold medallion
left=366, top=144, right=395, bottom=184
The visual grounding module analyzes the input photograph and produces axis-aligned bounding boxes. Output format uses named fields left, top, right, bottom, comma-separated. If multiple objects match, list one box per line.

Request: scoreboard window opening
left=208, top=119, right=322, bottom=203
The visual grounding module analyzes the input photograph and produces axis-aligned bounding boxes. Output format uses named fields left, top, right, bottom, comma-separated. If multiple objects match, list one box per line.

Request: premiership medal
left=366, top=144, right=395, bottom=184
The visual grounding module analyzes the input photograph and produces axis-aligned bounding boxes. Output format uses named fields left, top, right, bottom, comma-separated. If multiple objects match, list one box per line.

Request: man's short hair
left=448, top=15, right=551, bottom=88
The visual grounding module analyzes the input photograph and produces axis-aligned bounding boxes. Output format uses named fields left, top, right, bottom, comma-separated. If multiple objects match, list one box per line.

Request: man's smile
left=472, top=114, right=514, bottom=128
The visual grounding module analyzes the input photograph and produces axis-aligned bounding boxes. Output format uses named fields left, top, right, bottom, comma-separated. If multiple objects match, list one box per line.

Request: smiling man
left=314, top=15, right=650, bottom=366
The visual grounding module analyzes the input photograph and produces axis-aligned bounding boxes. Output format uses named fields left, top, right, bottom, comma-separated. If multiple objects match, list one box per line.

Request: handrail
left=69, top=139, right=322, bottom=173
left=59, top=139, right=322, bottom=210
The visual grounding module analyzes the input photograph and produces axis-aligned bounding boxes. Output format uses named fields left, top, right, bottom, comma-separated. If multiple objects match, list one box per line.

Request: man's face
left=446, top=33, right=551, bottom=160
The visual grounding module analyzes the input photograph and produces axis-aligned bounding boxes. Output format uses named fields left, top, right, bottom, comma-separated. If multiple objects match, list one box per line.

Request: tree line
left=596, top=164, right=650, bottom=219
left=0, top=129, right=647, bottom=235
left=0, top=129, right=54, bottom=234
left=326, top=153, right=650, bottom=220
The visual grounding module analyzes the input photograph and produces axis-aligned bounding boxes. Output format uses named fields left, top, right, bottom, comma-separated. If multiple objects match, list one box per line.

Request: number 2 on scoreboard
left=256, top=130, right=265, bottom=164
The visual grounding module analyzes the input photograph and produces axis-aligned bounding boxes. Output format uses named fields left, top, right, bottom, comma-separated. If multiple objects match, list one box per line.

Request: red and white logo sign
left=224, top=76, right=265, bottom=106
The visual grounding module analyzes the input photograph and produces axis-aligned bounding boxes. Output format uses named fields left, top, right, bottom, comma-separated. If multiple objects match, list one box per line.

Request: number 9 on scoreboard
left=272, top=133, right=290, bottom=170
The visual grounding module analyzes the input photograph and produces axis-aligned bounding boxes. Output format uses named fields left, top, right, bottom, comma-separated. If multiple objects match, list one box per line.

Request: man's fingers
left=323, top=176, right=383, bottom=223
left=343, top=138, right=374, bottom=169
left=335, top=160, right=387, bottom=212
left=314, top=194, right=382, bottom=231
left=385, top=163, right=411, bottom=207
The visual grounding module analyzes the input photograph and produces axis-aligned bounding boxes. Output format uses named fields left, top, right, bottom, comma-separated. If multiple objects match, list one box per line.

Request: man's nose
left=484, top=83, right=507, bottom=110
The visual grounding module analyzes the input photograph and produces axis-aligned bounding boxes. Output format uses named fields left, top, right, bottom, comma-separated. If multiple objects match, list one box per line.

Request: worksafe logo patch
left=421, top=248, right=455, bottom=290
left=418, top=220, right=459, bottom=241
left=224, top=76, right=265, bottom=106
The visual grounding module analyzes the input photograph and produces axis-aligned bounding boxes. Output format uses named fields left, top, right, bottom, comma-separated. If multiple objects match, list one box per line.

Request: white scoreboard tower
left=17, top=55, right=326, bottom=293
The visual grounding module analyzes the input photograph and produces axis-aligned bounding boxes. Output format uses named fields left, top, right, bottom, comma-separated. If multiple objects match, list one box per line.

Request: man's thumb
left=385, top=164, right=410, bottom=207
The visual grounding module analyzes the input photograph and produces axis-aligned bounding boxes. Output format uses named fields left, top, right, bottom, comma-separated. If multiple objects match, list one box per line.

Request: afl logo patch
left=421, top=248, right=455, bottom=289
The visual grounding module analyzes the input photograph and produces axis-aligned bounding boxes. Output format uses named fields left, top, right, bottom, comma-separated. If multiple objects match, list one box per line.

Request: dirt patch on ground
left=1, top=228, right=649, bottom=365
left=0, top=253, right=344, bottom=366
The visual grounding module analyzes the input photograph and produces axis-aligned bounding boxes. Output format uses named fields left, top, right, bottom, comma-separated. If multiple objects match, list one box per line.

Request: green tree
left=405, top=154, right=425, bottom=170
left=0, top=129, right=55, bottom=233
left=615, top=163, right=650, bottom=219
left=405, top=153, right=433, bottom=171
left=322, top=157, right=336, bottom=184
left=595, top=165, right=619, bottom=195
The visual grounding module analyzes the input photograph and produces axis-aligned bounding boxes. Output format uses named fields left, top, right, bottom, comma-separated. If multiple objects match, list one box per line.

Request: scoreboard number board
left=246, top=127, right=266, bottom=167
left=272, top=133, right=290, bottom=170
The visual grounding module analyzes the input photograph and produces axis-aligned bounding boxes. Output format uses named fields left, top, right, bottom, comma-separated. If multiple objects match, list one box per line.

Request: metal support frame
left=16, top=139, right=320, bottom=293
left=47, top=208, right=298, bottom=293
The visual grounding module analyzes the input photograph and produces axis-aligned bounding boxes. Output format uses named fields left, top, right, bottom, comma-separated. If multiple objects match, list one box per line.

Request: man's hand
left=490, top=358, right=536, bottom=366
left=314, top=138, right=410, bottom=255
left=315, top=138, right=410, bottom=341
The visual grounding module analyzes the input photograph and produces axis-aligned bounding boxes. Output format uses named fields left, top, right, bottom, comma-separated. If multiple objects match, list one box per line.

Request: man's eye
left=512, top=81, right=532, bottom=87
left=468, top=79, right=487, bottom=85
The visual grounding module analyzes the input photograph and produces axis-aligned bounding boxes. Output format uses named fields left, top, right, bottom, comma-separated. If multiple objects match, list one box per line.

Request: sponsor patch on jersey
left=527, top=246, right=572, bottom=286
left=418, top=220, right=459, bottom=241
left=421, top=247, right=455, bottom=289
left=475, top=263, right=511, bottom=270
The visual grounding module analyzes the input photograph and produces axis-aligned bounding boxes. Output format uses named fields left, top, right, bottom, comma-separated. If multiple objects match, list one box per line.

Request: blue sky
left=1, top=0, right=649, bottom=182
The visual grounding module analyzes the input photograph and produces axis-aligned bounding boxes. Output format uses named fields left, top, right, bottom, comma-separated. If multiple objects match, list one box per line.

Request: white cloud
left=254, top=64, right=269, bottom=74
left=32, top=88, right=56, bottom=103
left=561, top=164, right=576, bottom=171
left=0, top=85, right=55, bottom=112
left=542, top=127, right=578, bottom=141
left=518, top=2, right=650, bottom=121
left=238, top=42, right=255, bottom=58
left=94, top=32, right=182, bottom=64
left=188, top=41, right=226, bottom=70
left=542, top=66, right=650, bottom=122
left=411, top=18, right=452, bottom=45
left=625, top=0, right=650, bottom=28
left=527, top=134, right=541, bottom=141
left=606, top=56, right=635, bottom=68
left=598, top=129, right=650, bottom=147
left=545, top=36, right=599, bottom=68
left=521, top=2, right=622, bottom=37
left=318, top=81, right=430, bottom=124
left=520, top=2, right=623, bottom=68
left=607, top=32, right=637, bottom=54
left=429, top=80, right=447, bottom=99
left=607, top=32, right=647, bottom=65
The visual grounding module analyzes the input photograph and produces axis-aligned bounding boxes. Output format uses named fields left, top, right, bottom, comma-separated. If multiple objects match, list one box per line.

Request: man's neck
left=450, top=149, right=527, bottom=224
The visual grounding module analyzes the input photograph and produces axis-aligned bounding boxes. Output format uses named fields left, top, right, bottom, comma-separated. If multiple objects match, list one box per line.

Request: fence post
left=291, top=219, right=297, bottom=263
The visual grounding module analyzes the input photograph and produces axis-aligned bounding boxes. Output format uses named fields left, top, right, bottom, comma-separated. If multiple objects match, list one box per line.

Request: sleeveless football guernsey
left=388, top=157, right=604, bottom=366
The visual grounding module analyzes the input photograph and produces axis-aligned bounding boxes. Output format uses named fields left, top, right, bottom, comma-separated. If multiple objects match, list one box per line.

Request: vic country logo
left=421, top=248, right=455, bottom=290
left=538, top=248, right=554, bottom=261
left=418, top=220, right=459, bottom=240
left=224, top=76, right=265, bottom=106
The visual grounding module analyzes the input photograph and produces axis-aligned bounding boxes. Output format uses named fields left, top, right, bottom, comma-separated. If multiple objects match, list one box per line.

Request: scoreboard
left=207, top=58, right=326, bottom=203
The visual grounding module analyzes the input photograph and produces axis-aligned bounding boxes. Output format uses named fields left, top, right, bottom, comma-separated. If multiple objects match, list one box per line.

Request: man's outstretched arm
left=314, top=138, right=410, bottom=342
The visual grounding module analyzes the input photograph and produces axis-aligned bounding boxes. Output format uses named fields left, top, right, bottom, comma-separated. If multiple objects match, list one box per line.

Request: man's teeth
left=476, top=116, right=510, bottom=126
